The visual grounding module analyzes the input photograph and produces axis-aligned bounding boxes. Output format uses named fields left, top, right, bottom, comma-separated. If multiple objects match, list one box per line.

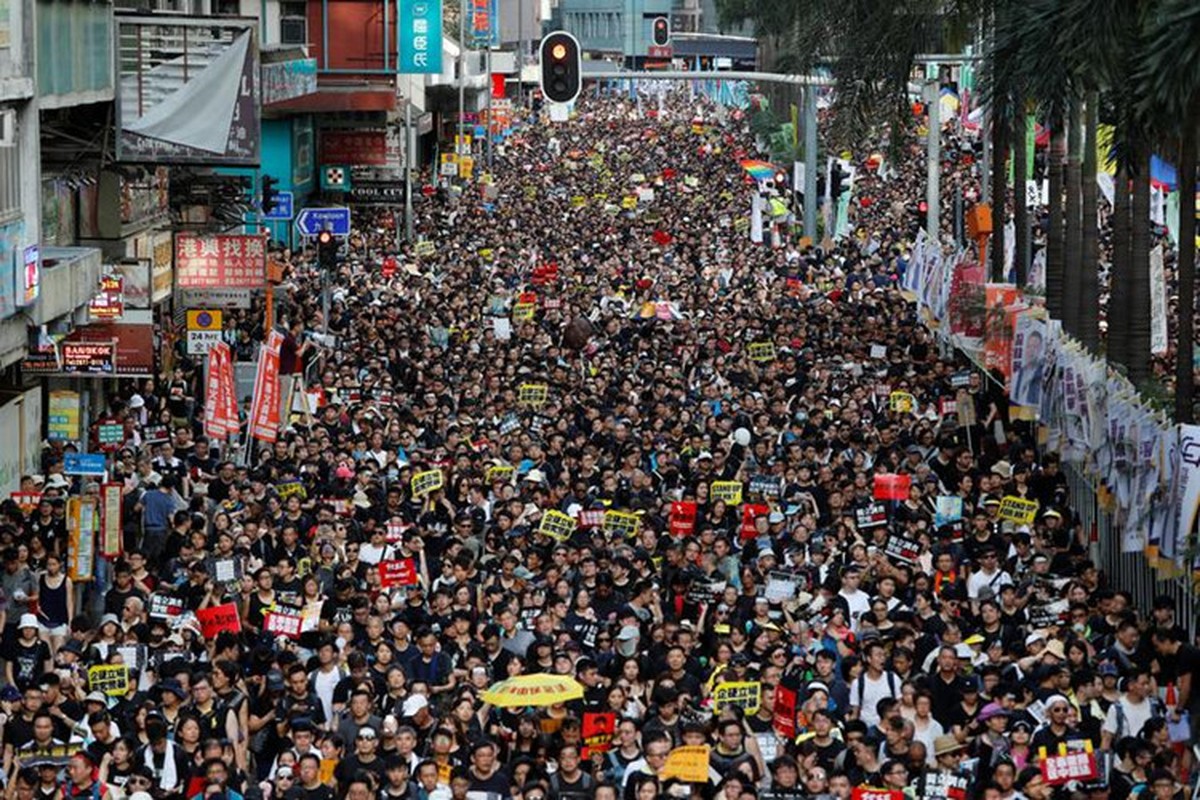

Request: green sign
left=98, top=423, right=124, bottom=444
left=399, top=0, right=442, bottom=74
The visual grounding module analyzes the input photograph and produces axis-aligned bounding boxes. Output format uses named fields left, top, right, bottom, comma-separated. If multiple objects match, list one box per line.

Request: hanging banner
left=983, top=283, right=1023, bottom=380
left=1165, top=424, right=1200, bottom=564
left=399, top=0, right=443, bottom=74
left=1150, top=244, right=1168, bottom=356
left=99, top=483, right=123, bottom=559
left=740, top=503, right=769, bottom=541
left=1011, top=313, right=1048, bottom=408
left=248, top=331, right=284, bottom=443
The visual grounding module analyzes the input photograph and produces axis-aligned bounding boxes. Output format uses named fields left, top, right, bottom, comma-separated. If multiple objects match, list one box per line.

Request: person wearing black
left=548, top=744, right=593, bottom=800
left=466, top=740, right=509, bottom=800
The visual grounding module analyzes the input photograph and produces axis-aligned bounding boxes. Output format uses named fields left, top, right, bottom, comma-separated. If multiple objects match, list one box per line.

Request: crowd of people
left=8, top=88, right=1199, bottom=800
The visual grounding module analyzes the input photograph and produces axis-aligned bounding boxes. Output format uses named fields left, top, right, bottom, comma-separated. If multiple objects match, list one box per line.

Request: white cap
left=18, top=614, right=38, bottom=630
left=402, top=694, right=429, bottom=717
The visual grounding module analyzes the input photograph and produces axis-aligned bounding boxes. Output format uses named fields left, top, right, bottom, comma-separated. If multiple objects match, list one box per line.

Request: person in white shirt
left=966, top=548, right=1013, bottom=604
left=850, top=641, right=901, bottom=728
left=1102, top=669, right=1162, bottom=750
left=838, top=566, right=872, bottom=632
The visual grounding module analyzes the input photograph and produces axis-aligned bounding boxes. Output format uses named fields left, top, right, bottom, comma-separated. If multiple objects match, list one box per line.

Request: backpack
left=1112, top=696, right=1165, bottom=740
left=855, top=670, right=899, bottom=710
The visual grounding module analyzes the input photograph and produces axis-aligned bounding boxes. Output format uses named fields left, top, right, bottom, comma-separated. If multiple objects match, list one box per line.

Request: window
left=0, top=130, right=20, bottom=222
left=280, top=1, right=308, bottom=45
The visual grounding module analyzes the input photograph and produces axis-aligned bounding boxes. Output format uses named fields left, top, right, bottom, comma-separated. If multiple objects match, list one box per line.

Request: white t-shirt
left=839, top=588, right=872, bottom=631
left=966, top=568, right=1013, bottom=599
left=1103, top=696, right=1157, bottom=739
left=850, top=670, right=900, bottom=727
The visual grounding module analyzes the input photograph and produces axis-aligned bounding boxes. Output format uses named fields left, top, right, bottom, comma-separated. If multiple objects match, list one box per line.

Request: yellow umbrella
left=481, top=673, right=585, bottom=708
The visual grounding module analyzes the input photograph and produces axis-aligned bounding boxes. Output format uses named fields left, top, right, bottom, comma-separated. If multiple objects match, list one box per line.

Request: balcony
left=37, top=0, right=116, bottom=109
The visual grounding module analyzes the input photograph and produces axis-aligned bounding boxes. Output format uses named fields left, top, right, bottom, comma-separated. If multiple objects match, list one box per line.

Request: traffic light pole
left=804, top=86, right=818, bottom=242
left=925, top=79, right=940, bottom=239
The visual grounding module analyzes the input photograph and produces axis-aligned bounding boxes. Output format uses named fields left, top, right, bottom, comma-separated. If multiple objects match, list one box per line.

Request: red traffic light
left=317, top=230, right=334, bottom=245
left=551, top=43, right=567, bottom=60
left=652, top=17, right=670, bottom=47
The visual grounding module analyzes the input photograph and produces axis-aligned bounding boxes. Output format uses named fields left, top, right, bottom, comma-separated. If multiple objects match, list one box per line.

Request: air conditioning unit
left=0, top=109, right=15, bottom=148
left=280, top=16, right=307, bottom=45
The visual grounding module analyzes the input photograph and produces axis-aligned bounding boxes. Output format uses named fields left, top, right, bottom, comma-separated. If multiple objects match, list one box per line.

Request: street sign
left=64, top=453, right=107, bottom=476
left=179, top=288, right=252, bottom=309
left=321, top=166, right=351, bottom=192
left=187, top=331, right=223, bottom=355
left=296, top=207, right=352, bottom=237
left=263, top=190, right=295, bottom=220
left=186, top=309, right=223, bottom=331
left=348, top=182, right=406, bottom=205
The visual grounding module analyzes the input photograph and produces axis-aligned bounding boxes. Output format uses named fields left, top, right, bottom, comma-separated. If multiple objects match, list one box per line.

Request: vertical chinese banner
left=399, top=0, right=443, bottom=74
left=99, top=483, right=123, bottom=559
left=204, top=342, right=237, bottom=439
left=248, top=331, right=284, bottom=443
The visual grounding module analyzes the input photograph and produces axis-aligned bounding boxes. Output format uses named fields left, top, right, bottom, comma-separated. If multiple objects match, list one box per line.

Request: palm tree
left=1012, top=105, right=1029, bottom=286
left=1063, top=97, right=1083, bottom=335
left=1138, top=0, right=1200, bottom=421
left=1079, top=93, right=1101, bottom=352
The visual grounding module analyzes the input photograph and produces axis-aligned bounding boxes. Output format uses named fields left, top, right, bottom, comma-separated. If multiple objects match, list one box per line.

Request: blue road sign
left=295, top=207, right=351, bottom=237
left=263, top=191, right=294, bottom=221
left=64, top=453, right=107, bottom=476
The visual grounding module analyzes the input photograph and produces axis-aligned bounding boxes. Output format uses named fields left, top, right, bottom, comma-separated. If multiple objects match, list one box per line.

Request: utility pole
left=803, top=85, right=818, bottom=241
left=925, top=79, right=940, bottom=239
left=405, top=101, right=414, bottom=242
left=458, top=0, right=467, bottom=176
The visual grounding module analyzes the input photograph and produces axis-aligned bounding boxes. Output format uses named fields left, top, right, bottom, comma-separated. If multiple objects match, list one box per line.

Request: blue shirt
left=142, top=489, right=177, bottom=530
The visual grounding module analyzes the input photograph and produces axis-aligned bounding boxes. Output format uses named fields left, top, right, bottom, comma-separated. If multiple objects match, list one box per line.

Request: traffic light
left=540, top=32, right=581, bottom=105
left=261, top=174, right=278, bottom=215
left=830, top=164, right=846, bottom=200
left=317, top=230, right=337, bottom=271
left=651, top=17, right=670, bottom=47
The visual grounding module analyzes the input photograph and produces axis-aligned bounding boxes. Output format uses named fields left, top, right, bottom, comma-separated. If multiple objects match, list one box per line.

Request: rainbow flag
left=739, top=159, right=778, bottom=182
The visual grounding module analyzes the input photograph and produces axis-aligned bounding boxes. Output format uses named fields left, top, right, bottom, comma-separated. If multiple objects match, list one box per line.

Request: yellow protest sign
left=88, top=665, right=129, bottom=697
left=710, top=481, right=743, bottom=506
left=621, top=195, right=638, bottom=210
left=889, top=391, right=915, bottom=413
left=518, top=383, right=549, bottom=406
left=592, top=192, right=609, bottom=201
left=734, top=216, right=750, bottom=232
left=485, top=465, right=515, bottom=484
left=479, top=248, right=494, bottom=261
left=748, top=342, right=777, bottom=362
left=512, top=302, right=536, bottom=321
left=539, top=510, right=578, bottom=542
left=411, top=470, right=444, bottom=498
left=319, top=759, right=338, bottom=785
left=998, top=496, right=1039, bottom=525
left=602, top=510, right=641, bottom=539
left=662, top=745, right=711, bottom=782
left=414, top=240, right=435, bottom=257
left=712, top=681, right=762, bottom=715
left=523, top=185, right=538, bottom=199
left=570, top=195, right=587, bottom=209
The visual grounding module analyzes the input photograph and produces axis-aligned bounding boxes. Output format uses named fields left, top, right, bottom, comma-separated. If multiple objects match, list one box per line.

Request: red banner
left=669, top=501, right=697, bottom=537
left=204, top=342, right=238, bottom=440
left=248, top=331, right=284, bottom=443
left=851, top=789, right=905, bottom=800
left=773, top=685, right=797, bottom=739
left=196, top=603, right=242, bottom=638
left=175, top=233, right=267, bottom=289
left=379, top=558, right=419, bottom=587
left=491, top=72, right=506, bottom=99
left=581, top=712, right=616, bottom=759
left=873, top=473, right=911, bottom=501
left=741, top=503, right=769, bottom=540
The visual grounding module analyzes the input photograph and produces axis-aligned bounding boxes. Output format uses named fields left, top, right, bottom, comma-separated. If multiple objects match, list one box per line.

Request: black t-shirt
left=467, top=769, right=511, bottom=800
left=286, top=784, right=335, bottom=800
left=10, top=639, right=49, bottom=690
